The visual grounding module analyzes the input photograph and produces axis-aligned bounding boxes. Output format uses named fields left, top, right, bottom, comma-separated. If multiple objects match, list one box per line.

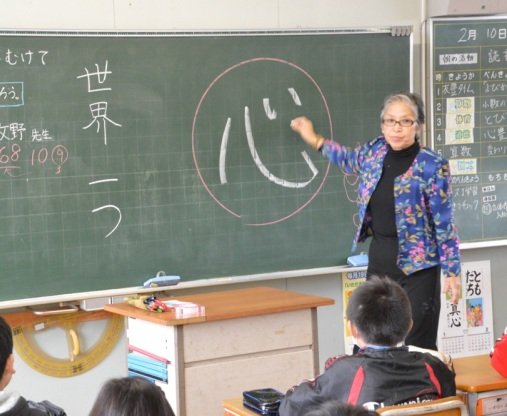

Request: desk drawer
left=182, top=309, right=314, bottom=363
left=185, top=349, right=315, bottom=416
left=477, top=392, right=507, bottom=415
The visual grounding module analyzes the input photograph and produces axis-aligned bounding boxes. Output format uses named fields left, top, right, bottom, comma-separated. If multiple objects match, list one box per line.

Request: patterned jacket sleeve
left=425, top=158, right=461, bottom=278
left=321, top=140, right=366, bottom=175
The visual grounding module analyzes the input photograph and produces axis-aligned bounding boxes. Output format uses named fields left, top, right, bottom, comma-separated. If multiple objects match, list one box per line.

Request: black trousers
left=366, top=266, right=441, bottom=350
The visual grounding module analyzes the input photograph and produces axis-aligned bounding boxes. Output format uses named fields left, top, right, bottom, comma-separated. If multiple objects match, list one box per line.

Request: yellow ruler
left=6, top=310, right=123, bottom=377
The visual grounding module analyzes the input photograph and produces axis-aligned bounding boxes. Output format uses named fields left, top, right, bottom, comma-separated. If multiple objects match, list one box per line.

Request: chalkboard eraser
left=347, top=253, right=368, bottom=267
left=143, top=275, right=180, bottom=288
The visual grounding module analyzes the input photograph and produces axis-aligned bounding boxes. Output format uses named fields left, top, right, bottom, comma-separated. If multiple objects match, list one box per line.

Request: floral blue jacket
left=321, top=136, right=461, bottom=279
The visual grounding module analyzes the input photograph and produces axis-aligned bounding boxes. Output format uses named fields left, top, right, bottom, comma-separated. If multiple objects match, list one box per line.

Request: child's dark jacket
left=279, top=346, right=456, bottom=416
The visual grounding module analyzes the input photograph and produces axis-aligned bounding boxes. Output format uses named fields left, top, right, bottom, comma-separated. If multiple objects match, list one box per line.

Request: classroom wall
left=2, top=1, right=507, bottom=416
left=427, top=0, right=507, bottom=16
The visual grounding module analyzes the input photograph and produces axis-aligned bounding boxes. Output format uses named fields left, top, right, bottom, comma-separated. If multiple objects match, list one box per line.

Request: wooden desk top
left=222, top=398, right=258, bottom=416
left=454, top=354, right=507, bottom=393
left=105, top=286, right=334, bottom=326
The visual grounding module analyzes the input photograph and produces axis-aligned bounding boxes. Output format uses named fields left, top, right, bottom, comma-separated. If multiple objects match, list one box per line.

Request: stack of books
left=125, top=317, right=179, bottom=409
left=128, top=346, right=169, bottom=383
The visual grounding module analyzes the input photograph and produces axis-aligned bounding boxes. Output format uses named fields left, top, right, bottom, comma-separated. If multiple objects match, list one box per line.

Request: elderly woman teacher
left=291, top=92, right=461, bottom=350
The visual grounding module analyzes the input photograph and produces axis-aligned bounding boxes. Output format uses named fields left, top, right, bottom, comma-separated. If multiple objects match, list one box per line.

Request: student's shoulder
left=324, top=353, right=348, bottom=369
left=2, top=396, right=48, bottom=416
left=407, top=345, right=454, bottom=370
left=324, top=352, right=366, bottom=370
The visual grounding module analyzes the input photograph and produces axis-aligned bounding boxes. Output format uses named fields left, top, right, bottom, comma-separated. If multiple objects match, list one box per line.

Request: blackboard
left=0, top=29, right=411, bottom=303
left=427, top=16, right=507, bottom=246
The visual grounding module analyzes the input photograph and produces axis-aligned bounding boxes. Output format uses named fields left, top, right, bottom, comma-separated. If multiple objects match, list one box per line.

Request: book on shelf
left=128, top=344, right=170, bottom=364
left=128, top=363, right=168, bottom=382
left=128, top=369, right=168, bottom=384
left=128, top=351, right=169, bottom=372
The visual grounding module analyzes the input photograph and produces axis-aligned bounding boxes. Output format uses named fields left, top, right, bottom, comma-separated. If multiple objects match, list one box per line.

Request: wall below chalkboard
left=0, top=29, right=411, bottom=303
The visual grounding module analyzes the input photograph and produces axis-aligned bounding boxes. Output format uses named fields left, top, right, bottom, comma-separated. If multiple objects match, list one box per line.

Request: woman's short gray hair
left=380, top=92, right=425, bottom=125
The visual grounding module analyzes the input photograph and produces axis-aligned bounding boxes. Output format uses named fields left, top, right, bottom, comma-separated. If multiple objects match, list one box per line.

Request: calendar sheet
left=438, top=260, right=494, bottom=357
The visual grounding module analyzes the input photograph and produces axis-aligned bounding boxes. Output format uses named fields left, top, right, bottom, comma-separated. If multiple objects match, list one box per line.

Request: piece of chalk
left=143, top=275, right=181, bottom=288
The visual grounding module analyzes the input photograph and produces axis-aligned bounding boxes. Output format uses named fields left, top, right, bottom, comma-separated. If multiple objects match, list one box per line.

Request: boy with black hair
left=279, top=276, right=456, bottom=416
left=0, top=316, right=65, bottom=416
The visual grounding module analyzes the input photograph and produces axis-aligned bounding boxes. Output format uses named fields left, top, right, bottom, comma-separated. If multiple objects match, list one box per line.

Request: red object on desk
left=491, top=333, right=507, bottom=377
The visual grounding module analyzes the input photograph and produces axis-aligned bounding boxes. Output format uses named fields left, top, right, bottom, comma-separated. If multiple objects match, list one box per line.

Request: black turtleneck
left=367, top=140, right=420, bottom=277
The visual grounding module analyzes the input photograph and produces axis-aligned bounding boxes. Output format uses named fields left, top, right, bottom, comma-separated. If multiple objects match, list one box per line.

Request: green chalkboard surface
left=0, top=29, right=411, bottom=302
left=427, top=16, right=507, bottom=246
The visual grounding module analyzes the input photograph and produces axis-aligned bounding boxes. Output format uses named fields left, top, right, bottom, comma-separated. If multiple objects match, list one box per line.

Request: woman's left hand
left=443, top=276, right=461, bottom=304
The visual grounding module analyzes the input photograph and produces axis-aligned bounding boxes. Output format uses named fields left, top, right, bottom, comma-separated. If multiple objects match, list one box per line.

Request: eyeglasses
left=382, top=118, right=417, bottom=127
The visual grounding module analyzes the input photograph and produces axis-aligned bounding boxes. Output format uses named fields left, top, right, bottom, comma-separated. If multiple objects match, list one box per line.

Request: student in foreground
left=0, top=316, right=66, bottom=416
left=89, top=376, right=175, bottom=416
left=279, top=276, right=456, bottom=416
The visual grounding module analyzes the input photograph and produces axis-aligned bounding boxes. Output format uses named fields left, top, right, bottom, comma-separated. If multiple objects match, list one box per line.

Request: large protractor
left=6, top=310, right=123, bottom=377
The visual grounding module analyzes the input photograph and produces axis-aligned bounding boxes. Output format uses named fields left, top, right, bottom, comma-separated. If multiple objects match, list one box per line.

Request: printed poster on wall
left=438, top=260, right=494, bottom=357
left=341, top=269, right=367, bottom=354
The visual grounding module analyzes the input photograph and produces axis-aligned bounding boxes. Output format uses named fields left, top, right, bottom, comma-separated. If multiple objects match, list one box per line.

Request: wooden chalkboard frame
left=426, top=15, right=507, bottom=249
left=0, top=28, right=412, bottom=308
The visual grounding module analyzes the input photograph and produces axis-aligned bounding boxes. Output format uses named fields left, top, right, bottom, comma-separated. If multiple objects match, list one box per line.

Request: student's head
left=380, top=92, right=425, bottom=149
left=304, top=401, right=379, bottom=416
left=89, top=377, right=175, bottom=416
left=346, top=276, right=412, bottom=347
left=0, top=316, right=15, bottom=390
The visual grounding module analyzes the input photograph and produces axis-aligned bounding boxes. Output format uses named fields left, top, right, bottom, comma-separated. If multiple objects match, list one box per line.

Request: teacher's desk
left=105, top=286, right=334, bottom=416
